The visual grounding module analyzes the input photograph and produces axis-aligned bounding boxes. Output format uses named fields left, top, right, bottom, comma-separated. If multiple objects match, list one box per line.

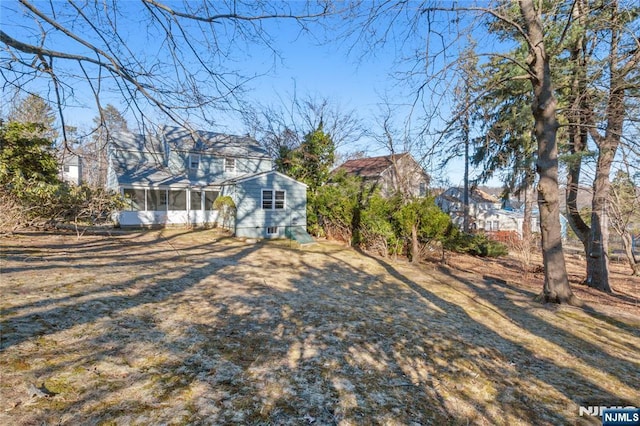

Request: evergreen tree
left=7, top=94, right=58, bottom=141
left=285, top=122, right=335, bottom=194
left=0, top=121, right=60, bottom=186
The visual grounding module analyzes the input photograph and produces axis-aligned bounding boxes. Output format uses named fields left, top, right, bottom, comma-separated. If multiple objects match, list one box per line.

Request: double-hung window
left=262, top=189, right=285, bottom=210
left=224, top=158, right=236, bottom=173
left=189, top=154, right=200, bottom=170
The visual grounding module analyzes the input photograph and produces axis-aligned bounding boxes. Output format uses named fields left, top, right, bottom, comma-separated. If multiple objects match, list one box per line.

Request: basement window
left=267, top=226, right=278, bottom=235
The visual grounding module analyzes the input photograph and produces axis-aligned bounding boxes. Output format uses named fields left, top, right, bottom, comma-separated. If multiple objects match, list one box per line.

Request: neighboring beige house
left=333, top=153, right=430, bottom=197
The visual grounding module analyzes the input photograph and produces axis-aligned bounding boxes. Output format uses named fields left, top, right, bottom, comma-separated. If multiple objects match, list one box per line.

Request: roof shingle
left=333, top=153, right=409, bottom=178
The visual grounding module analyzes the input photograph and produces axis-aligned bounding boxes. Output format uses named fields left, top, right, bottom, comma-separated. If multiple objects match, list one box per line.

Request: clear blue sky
left=0, top=0, right=493, bottom=187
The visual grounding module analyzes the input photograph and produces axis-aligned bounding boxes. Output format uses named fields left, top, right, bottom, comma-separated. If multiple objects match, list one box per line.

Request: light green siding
left=169, top=151, right=272, bottom=181
left=232, top=172, right=307, bottom=239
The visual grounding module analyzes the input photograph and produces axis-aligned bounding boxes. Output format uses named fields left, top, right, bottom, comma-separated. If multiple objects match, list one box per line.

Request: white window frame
left=123, top=188, right=147, bottom=211
left=190, top=190, right=203, bottom=211
left=168, top=189, right=187, bottom=211
left=266, top=226, right=278, bottom=235
left=189, top=154, right=200, bottom=170
left=262, top=189, right=285, bottom=210
left=224, top=157, right=236, bottom=173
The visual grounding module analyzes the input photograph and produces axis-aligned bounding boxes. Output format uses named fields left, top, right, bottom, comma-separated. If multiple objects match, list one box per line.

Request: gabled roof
left=110, top=130, right=164, bottom=153
left=333, top=153, right=411, bottom=178
left=161, top=126, right=268, bottom=158
left=111, top=126, right=269, bottom=158
left=109, top=126, right=270, bottom=188
left=440, top=187, right=500, bottom=204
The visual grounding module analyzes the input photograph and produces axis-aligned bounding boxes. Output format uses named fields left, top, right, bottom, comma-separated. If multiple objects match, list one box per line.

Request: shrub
left=444, top=230, right=509, bottom=257
left=213, top=196, right=236, bottom=230
left=1, top=121, right=124, bottom=233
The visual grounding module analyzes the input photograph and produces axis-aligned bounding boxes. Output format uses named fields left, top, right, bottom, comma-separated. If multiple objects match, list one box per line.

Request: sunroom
left=118, top=186, right=222, bottom=227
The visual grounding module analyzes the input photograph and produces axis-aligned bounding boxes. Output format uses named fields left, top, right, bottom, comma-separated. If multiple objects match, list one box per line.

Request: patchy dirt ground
left=1, top=229, right=638, bottom=425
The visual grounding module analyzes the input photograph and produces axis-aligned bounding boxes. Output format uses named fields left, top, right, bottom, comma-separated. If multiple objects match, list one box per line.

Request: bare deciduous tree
left=343, top=0, right=577, bottom=303
left=609, top=168, right=640, bottom=276
left=245, top=93, right=365, bottom=165
left=1, top=0, right=334, bottom=144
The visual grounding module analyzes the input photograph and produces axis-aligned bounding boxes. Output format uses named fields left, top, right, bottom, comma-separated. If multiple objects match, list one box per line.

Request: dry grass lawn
left=1, top=229, right=639, bottom=425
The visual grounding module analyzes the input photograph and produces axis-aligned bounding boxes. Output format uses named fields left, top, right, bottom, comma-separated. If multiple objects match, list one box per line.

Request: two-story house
left=106, top=126, right=308, bottom=240
left=333, top=153, right=430, bottom=198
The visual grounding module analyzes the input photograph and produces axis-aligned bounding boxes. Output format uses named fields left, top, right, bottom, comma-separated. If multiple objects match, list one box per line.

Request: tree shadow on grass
left=0, top=229, right=234, bottom=314
left=0, top=232, right=260, bottom=351
left=3, top=235, right=635, bottom=425
left=433, top=263, right=639, bottom=402
left=357, top=251, right=638, bottom=418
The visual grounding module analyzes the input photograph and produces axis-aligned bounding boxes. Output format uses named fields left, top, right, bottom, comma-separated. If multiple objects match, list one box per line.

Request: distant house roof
left=440, top=187, right=500, bottom=204
left=471, top=188, right=499, bottom=203
left=333, top=153, right=411, bottom=179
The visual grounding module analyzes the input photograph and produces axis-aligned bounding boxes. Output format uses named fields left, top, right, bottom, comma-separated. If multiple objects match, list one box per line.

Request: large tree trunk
left=587, top=144, right=615, bottom=292
left=586, top=81, right=623, bottom=292
left=519, top=0, right=577, bottom=304
left=564, top=0, right=593, bottom=280
left=565, top=54, right=590, bottom=250
left=583, top=1, right=630, bottom=293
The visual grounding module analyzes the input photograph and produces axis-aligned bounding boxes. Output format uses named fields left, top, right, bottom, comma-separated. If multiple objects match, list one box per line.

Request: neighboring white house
left=436, top=186, right=571, bottom=239
left=106, top=126, right=309, bottom=241
left=59, top=154, right=82, bottom=185
left=436, top=187, right=527, bottom=237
